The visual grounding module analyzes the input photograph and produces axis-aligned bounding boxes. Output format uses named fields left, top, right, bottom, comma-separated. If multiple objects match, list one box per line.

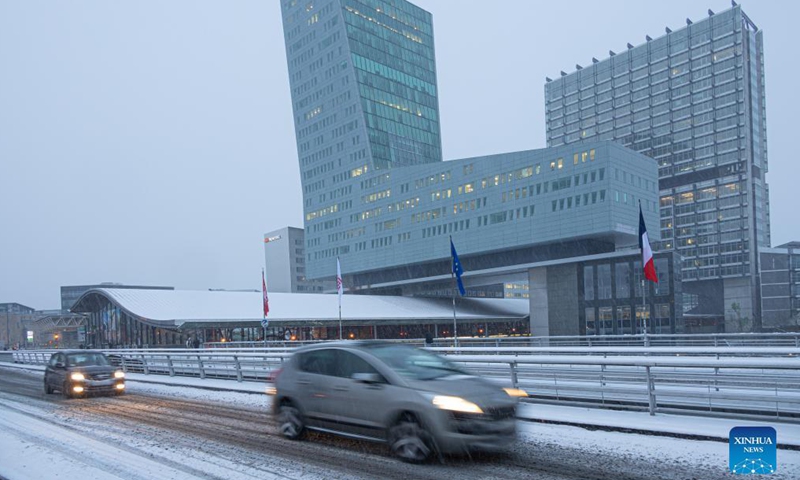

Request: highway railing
left=205, top=332, right=800, bottom=349
left=11, top=346, right=800, bottom=421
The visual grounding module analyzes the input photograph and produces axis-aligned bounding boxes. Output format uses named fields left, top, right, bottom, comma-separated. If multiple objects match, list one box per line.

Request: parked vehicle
left=270, top=341, right=525, bottom=463
left=44, top=351, right=126, bottom=398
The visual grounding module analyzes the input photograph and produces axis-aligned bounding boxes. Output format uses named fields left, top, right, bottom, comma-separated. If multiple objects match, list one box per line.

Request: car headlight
left=503, top=388, right=528, bottom=397
left=114, top=371, right=125, bottom=379
left=431, top=395, right=483, bottom=414
left=70, top=373, right=85, bottom=381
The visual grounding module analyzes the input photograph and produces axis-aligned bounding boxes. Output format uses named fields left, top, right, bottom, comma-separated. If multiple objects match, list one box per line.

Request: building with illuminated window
left=545, top=5, right=769, bottom=331
left=759, top=242, right=800, bottom=330
left=279, top=0, right=684, bottom=334
left=264, top=226, right=332, bottom=293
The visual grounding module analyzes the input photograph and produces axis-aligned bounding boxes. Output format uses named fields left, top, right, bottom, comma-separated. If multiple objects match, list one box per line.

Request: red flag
left=262, top=270, right=270, bottom=317
left=639, top=204, right=658, bottom=283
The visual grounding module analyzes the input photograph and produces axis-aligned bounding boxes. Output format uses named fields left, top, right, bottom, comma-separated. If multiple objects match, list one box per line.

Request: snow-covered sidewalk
left=4, top=361, right=800, bottom=448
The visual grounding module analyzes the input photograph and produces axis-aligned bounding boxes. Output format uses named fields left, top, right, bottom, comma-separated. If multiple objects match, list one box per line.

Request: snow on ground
left=4, top=362, right=800, bottom=479
left=0, top=406, right=222, bottom=480
left=517, top=403, right=800, bottom=446
left=516, top=420, right=800, bottom=478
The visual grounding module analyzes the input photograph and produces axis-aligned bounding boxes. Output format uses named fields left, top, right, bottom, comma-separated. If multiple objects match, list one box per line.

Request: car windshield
left=65, top=353, right=111, bottom=367
left=367, top=344, right=467, bottom=380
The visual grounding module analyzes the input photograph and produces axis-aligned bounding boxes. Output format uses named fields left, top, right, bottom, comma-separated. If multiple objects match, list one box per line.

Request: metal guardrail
left=11, top=346, right=800, bottom=421
left=205, top=332, right=800, bottom=349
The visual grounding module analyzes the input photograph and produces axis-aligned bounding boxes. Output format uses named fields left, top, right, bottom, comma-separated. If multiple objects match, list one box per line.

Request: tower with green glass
left=281, top=0, right=442, bottom=275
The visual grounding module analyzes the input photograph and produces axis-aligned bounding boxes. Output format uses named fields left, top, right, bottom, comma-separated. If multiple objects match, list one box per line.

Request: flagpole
left=450, top=236, right=458, bottom=348
left=451, top=269, right=458, bottom=348
left=337, top=257, right=343, bottom=340
left=639, top=200, right=650, bottom=348
left=642, top=278, right=649, bottom=347
left=262, top=268, right=267, bottom=348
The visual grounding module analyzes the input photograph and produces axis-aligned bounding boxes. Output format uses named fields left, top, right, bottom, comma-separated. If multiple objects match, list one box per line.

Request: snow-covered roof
left=70, top=288, right=528, bottom=328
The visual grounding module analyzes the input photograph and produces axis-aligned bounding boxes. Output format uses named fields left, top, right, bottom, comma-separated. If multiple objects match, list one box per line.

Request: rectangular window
left=616, top=306, right=632, bottom=334
left=654, top=258, right=670, bottom=295
left=597, top=264, right=612, bottom=299
left=615, top=263, right=631, bottom=298
left=584, top=266, right=595, bottom=300
left=585, top=307, right=596, bottom=335
left=654, top=304, right=671, bottom=334
left=599, top=307, right=613, bottom=335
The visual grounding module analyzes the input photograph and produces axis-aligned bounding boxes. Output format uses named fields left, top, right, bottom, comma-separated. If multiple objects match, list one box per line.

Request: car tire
left=277, top=402, right=305, bottom=440
left=62, top=381, right=73, bottom=399
left=388, top=413, right=434, bottom=463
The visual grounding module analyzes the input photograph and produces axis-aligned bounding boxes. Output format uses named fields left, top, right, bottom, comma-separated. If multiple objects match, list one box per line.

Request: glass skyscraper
left=545, top=5, right=768, bottom=329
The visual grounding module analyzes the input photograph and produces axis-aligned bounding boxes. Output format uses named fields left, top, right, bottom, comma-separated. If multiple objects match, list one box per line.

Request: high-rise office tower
left=282, top=0, right=441, bottom=171
left=280, top=0, right=658, bottom=285
left=545, top=5, right=769, bottom=330
left=280, top=0, right=670, bottom=334
left=280, top=0, right=442, bottom=278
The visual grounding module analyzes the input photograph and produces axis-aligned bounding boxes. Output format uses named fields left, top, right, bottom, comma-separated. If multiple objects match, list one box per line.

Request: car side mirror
left=352, top=373, right=382, bottom=384
left=54, top=362, right=65, bottom=369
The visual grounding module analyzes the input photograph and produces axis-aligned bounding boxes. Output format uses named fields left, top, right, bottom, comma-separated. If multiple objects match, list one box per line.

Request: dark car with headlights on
left=44, top=351, right=126, bottom=398
left=270, top=341, right=525, bottom=463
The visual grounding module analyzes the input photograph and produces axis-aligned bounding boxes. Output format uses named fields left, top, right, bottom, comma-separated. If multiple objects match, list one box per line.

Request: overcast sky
left=1, top=1, right=797, bottom=310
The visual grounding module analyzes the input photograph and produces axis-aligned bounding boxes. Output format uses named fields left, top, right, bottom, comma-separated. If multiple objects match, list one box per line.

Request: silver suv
left=270, top=341, right=521, bottom=463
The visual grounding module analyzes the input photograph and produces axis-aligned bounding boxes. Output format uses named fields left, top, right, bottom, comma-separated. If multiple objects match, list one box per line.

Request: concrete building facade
left=545, top=5, right=769, bottom=330
left=759, top=242, right=800, bottom=331
left=264, top=226, right=333, bottom=293
left=278, top=0, right=674, bottom=335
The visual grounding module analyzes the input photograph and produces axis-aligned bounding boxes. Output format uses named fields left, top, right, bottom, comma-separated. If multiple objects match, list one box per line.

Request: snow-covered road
left=2, top=366, right=800, bottom=479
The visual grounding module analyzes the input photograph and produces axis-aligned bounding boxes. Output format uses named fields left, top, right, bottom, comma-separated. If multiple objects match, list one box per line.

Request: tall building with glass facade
left=280, top=0, right=674, bottom=334
left=545, top=5, right=769, bottom=330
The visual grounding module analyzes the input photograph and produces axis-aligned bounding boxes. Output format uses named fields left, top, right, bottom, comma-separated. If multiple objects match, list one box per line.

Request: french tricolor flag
left=639, top=204, right=659, bottom=283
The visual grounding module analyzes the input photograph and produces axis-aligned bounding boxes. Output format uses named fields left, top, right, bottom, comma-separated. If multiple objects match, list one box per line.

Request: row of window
left=548, top=57, right=740, bottom=112
left=585, top=304, right=673, bottom=335
left=584, top=259, right=671, bottom=301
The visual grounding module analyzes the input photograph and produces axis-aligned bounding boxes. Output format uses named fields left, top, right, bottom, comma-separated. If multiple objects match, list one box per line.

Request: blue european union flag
left=450, top=237, right=466, bottom=296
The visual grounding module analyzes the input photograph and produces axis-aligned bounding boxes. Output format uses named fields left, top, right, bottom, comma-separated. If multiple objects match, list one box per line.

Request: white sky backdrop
left=1, top=1, right=797, bottom=309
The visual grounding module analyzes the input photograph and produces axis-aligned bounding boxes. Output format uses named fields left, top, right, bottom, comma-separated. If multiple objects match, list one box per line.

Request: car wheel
left=388, top=413, right=433, bottom=463
left=62, top=381, right=73, bottom=399
left=277, top=402, right=305, bottom=440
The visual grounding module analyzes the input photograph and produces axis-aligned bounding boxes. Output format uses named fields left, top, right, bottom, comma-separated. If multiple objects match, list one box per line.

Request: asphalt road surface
left=0, top=366, right=778, bottom=480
